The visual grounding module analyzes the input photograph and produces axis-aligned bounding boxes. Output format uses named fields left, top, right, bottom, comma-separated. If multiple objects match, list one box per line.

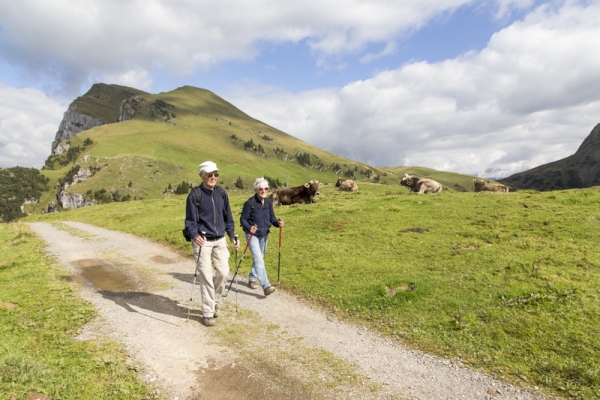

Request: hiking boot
left=264, top=286, right=275, bottom=296
left=249, top=280, right=259, bottom=289
left=214, top=304, right=219, bottom=318
left=203, top=317, right=216, bottom=327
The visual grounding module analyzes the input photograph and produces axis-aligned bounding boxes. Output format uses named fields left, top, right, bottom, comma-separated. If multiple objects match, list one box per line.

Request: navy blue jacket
left=185, top=185, right=235, bottom=240
left=240, top=194, right=279, bottom=238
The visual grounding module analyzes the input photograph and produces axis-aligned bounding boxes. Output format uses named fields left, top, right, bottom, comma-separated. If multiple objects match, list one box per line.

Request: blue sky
left=1, top=0, right=599, bottom=179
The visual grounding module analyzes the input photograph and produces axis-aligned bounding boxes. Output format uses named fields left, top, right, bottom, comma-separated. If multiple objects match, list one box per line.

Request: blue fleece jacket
left=185, top=185, right=235, bottom=240
left=240, top=194, right=280, bottom=237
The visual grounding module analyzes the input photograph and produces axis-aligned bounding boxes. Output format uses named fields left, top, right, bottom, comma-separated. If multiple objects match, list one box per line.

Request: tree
left=174, top=181, right=191, bottom=194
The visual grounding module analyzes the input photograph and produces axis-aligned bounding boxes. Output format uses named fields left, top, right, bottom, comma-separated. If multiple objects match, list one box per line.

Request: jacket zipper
left=211, top=190, right=217, bottom=236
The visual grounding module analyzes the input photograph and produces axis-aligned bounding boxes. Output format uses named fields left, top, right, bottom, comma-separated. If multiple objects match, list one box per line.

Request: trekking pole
left=224, top=233, right=253, bottom=297
left=234, top=234, right=239, bottom=312
left=277, top=224, right=282, bottom=285
left=187, top=231, right=206, bottom=321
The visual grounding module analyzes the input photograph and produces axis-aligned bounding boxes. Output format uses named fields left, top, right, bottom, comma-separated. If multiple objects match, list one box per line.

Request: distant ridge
left=499, top=123, right=600, bottom=191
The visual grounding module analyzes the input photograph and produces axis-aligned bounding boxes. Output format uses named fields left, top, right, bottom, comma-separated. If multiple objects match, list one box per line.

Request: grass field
left=0, top=223, right=151, bottom=399
left=23, top=182, right=600, bottom=399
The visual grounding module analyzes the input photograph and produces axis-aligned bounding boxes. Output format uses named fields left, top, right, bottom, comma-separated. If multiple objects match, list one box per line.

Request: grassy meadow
left=23, top=181, right=600, bottom=399
left=0, top=223, right=151, bottom=399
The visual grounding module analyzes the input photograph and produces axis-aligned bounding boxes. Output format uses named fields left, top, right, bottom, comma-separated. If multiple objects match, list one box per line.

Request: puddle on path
left=196, top=359, right=304, bottom=400
left=70, top=258, right=140, bottom=292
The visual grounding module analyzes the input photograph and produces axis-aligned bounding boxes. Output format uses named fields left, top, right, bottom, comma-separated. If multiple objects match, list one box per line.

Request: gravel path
left=29, top=221, right=549, bottom=400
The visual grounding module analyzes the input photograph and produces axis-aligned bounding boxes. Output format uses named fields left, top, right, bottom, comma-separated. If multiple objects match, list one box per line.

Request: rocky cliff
left=51, top=104, right=104, bottom=150
left=51, top=83, right=149, bottom=151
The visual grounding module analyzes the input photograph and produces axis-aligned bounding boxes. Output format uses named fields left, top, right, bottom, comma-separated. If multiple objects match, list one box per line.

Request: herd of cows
left=268, top=174, right=509, bottom=206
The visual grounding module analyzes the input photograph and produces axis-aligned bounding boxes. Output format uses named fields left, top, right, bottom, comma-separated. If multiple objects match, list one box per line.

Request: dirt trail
left=29, top=221, right=547, bottom=400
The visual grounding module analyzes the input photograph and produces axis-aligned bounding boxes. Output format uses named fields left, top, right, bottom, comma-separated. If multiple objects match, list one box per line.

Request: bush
left=264, top=176, right=284, bottom=189
left=235, top=177, right=244, bottom=189
left=58, top=165, right=81, bottom=187
left=174, top=181, right=191, bottom=195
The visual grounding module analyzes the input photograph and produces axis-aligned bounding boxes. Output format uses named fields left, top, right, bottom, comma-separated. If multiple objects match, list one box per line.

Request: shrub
left=264, top=176, right=284, bottom=189
left=235, top=177, right=244, bottom=189
left=174, top=181, right=191, bottom=195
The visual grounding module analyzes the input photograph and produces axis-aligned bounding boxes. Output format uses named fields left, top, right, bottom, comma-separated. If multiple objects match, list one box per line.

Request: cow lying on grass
left=269, top=180, right=321, bottom=205
left=399, top=174, right=442, bottom=194
left=473, top=179, right=509, bottom=193
left=335, top=177, right=358, bottom=191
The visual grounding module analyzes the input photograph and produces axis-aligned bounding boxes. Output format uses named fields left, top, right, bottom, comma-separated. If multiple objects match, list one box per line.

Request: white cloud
left=0, top=0, right=474, bottom=97
left=100, top=68, right=153, bottom=92
left=0, top=85, right=65, bottom=168
left=494, top=0, right=535, bottom=19
left=227, top=1, right=600, bottom=178
left=360, top=42, right=397, bottom=64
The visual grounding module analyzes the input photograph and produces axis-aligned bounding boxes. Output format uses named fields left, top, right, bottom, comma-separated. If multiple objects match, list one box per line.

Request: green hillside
left=33, top=84, right=485, bottom=213
left=499, top=123, right=600, bottom=191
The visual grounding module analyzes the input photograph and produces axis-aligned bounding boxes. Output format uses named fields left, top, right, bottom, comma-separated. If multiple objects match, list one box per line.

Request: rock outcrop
left=117, top=95, right=147, bottom=122
left=51, top=104, right=104, bottom=151
left=57, top=190, right=92, bottom=210
left=71, top=167, right=93, bottom=185
left=56, top=166, right=95, bottom=209
left=53, top=142, right=70, bottom=155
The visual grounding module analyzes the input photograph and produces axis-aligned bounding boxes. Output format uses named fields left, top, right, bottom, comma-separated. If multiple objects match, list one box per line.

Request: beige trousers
left=192, top=237, right=230, bottom=318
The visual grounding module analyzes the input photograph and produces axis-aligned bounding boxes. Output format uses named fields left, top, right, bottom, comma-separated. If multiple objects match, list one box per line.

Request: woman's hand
left=250, top=225, right=258, bottom=234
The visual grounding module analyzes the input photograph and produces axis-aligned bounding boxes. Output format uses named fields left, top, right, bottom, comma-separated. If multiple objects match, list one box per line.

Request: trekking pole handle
left=242, top=233, right=253, bottom=255
left=278, top=224, right=282, bottom=247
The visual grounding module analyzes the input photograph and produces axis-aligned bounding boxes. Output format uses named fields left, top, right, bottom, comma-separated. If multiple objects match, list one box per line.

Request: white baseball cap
left=198, top=161, right=219, bottom=174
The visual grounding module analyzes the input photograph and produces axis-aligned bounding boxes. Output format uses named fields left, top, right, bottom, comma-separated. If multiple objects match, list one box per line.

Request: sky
left=1, top=0, right=599, bottom=178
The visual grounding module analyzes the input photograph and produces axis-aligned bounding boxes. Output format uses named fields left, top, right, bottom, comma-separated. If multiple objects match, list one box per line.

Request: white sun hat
left=198, top=161, right=219, bottom=174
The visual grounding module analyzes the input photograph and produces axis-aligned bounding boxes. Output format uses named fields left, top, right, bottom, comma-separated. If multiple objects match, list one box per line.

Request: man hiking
left=184, top=161, right=239, bottom=326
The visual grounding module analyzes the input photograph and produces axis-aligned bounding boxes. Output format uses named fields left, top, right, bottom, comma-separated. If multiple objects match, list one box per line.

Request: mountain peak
left=499, top=123, right=600, bottom=191
left=574, top=123, right=600, bottom=155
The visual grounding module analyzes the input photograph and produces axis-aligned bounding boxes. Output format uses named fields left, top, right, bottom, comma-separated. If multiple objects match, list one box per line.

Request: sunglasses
left=206, top=173, right=219, bottom=178
left=258, top=187, right=269, bottom=192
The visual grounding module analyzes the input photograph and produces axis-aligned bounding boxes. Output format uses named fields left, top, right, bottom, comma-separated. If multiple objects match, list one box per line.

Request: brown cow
left=335, top=177, right=358, bottom=191
left=399, top=174, right=442, bottom=194
left=269, top=180, right=321, bottom=205
left=473, top=179, right=509, bottom=193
